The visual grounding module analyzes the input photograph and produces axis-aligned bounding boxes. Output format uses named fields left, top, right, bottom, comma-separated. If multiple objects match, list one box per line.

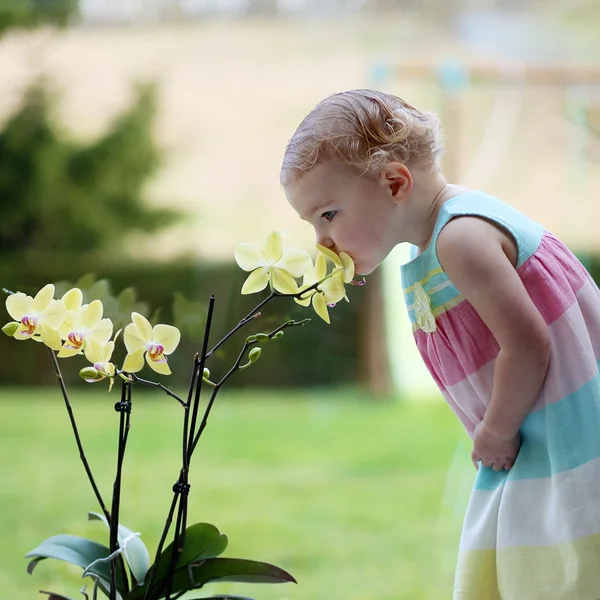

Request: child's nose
left=316, top=234, right=335, bottom=249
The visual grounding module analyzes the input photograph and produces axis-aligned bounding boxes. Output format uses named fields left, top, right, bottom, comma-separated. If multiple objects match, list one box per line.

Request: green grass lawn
left=0, top=387, right=472, bottom=600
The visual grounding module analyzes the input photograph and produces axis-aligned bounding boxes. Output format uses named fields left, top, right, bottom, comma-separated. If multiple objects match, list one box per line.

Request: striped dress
left=401, top=192, right=600, bottom=599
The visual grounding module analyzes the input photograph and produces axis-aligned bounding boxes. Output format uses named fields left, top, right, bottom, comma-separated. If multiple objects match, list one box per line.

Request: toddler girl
left=281, top=89, right=600, bottom=599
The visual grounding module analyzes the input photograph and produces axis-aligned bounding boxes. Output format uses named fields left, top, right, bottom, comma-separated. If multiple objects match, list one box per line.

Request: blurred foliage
left=0, top=260, right=366, bottom=389
left=0, top=0, right=78, bottom=32
left=0, top=79, right=182, bottom=265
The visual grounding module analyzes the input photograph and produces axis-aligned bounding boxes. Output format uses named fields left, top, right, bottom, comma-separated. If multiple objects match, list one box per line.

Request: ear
left=379, top=162, right=413, bottom=200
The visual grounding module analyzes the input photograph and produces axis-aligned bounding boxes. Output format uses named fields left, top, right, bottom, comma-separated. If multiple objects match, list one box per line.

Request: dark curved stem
left=206, top=292, right=274, bottom=359
left=205, top=278, right=326, bottom=360
left=186, top=297, right=215, bottom=462
left=47, top=348, right=110, bottom=521
left=142, top=492, right=179, bottom=600
left=110, top=382, right=132, bottom=599
left=128, top=374, right=187, bottom=407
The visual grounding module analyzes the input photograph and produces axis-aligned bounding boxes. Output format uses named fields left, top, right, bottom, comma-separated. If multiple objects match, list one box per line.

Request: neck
left=407, top=168, right=468, bottom=251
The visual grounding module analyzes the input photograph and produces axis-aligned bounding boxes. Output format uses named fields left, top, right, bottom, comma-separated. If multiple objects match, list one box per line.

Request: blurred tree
left=0, top=79, right=182, bottom=265
left=0, top=0, right=78, bottom=32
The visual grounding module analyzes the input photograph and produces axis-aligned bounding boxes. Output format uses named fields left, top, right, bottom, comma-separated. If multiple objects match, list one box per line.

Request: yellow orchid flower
left=4, top=284, right=66, bottom=350
left=316, top=245, right=355, bottom=284
left=122, top=312, right=181, bottom=375
left=57, top=299, right=113, bottom=358
left=295, top=250, right=348, bottom=324
left=234, top=231, right=311, bottom=295
left=82, top=339, right=117, bottom=391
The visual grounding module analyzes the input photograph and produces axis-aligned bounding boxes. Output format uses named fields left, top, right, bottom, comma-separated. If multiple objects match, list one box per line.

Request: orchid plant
left=2, top=231, right=365, bottom=600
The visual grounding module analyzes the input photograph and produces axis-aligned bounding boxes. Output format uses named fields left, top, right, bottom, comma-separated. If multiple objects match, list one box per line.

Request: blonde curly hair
left=280, top=89, right=444, bottom=186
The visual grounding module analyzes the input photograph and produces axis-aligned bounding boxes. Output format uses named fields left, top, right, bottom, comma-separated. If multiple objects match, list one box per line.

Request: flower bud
left=254, top=333, right=269, bottom=342
left=248, top=347, right=262, bottom=363
left=79, top=366, right=104, bottom=382
left=2, top=321, right=18, bottom=337
left=273, top=331, right=284, bottom=339
left=203, top=368, right=211, bottom=379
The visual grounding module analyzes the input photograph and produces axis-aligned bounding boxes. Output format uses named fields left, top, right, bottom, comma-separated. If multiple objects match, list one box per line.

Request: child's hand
left=471, top=420, right=520, bottom=472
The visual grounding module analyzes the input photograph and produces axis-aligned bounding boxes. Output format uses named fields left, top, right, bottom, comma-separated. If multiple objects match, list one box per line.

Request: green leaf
left=88, top=512, right=151, bottom=585
left=152, top=523, right=228, bottom=583
left=187, top=558, right=296, bottom=586
left=185, top=596, right=256, bottom=600
left=26, top=534, right=126, bottom=594
left=146, top=558, right=297, bottom=597
left=186, top=596, right=256, bottom=600
left=129, top=523, right=229, bottom=600
left=39, top=592, right=77, bottom=600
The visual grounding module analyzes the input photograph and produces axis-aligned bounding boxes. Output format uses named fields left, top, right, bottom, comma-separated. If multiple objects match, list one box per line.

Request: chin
left=354, top=262, right=376, bottom=277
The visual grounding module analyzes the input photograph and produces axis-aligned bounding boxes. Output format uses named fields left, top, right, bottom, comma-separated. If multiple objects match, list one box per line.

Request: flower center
left=66, top=331, right=85, bottom=350
left=148, top=343, right=165, bottom=362
left=20, top=315, right=38, bottom=335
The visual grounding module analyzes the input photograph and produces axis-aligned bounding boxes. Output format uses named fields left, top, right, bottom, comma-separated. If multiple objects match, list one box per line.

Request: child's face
left=285, top=160, right=406, bottom=275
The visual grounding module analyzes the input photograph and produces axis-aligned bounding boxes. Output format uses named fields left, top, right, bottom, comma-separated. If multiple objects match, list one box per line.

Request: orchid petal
left=14, top=323, right=35, bottom=340
left=81, top=300, right=103, bottom=330
left=340, top=252, right=355, bottom=283
left=40, top=325, right=63, bottom=351
left=294, top=292, right=313, bottom=307
left=241, top=268, right=269, bottom=295
left=278, top=247, right=312, bottom=278
left=85, top=339, right=103, bottom=364
left=316, top=244, right=341, bottom=266
left=262, top=231, right=283, bottom=264
left=312, top=293, right=330, bottom=324
left=314, top=252, right=327, bottom=280
left=301, top=263, right=317, bottom=287
left=58, top=345, right=81, bottom=359
left=124, top=323, right=148, bottom=354
left=122, top=350, right=145, bottom=373
left=59, top=310, right=81, bottom=339
left=131, top=312, right=152, bottom=342
left=62, top=288, right=83, bottom=311
left=5, top=293, right=32, bottom=321
left=146, top=352, right=171, bottom=375
left=103, top=341, right=115, bottom=362
left=152, top=324, right=181, bottom=355
left=234, top=243, right=266, bottom=271
left=271, top=268, right=299, bottom=294
left=321, top=270, right=346, bottom=304
left=32, top=284, right=55, bottom=313
left=88, top=318, right=113, bottom=346
left=43, top=300, right=66, bottom=330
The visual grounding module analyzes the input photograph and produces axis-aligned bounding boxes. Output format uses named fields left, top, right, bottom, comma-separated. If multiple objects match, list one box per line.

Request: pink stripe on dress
left=415, top=232, right=589, bottom=389
left=441, top=278, right=600, bottom=436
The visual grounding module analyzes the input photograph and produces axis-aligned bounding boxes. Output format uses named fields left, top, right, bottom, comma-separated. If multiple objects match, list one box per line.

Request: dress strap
left=430, top=191, right=544, bottom=268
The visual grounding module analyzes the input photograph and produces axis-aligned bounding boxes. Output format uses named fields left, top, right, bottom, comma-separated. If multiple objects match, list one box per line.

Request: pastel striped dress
left=401, top=192, right=600, bottom=599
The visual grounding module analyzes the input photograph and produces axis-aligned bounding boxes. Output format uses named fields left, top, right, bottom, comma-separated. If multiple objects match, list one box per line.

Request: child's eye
left=321, top=210, right=337, bottom=222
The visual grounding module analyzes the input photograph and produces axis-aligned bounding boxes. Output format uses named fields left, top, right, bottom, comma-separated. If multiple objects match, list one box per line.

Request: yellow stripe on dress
left=411, top=295, right=465, bottom=332
left=403, top=267, right=444, bottom=294
left=454, top=531, right=600, bottom=600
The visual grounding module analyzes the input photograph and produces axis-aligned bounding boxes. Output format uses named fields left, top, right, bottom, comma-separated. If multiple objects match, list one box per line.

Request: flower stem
left=186, top=296, right=215, bottom=462
left=142, top=492, right=179, bottom=600
left=110, top=381, right=132, bottom=599
left=128, top=374, right=187, bottom=406
left=47, top=348, right=110, bottom=521
left=206, top=291, right=275, bottom=359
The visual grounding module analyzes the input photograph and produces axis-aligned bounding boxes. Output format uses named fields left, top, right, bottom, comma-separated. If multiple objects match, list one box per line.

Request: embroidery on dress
left=413, top=282, right=437, bottom=333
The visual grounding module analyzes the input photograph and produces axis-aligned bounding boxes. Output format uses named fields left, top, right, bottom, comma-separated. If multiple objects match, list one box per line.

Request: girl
left=280, top=89, right=600, bottom=599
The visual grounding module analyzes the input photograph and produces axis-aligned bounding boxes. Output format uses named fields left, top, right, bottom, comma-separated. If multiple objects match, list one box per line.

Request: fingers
left=471, top=452, right=515, bottom=472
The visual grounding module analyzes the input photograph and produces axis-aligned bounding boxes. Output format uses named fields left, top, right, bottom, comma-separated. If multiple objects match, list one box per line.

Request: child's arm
left=437, top=216, right=551, bottom=470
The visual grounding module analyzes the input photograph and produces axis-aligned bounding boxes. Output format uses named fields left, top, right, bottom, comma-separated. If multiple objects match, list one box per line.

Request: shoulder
left=437, top=214, right=518, bottom=274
